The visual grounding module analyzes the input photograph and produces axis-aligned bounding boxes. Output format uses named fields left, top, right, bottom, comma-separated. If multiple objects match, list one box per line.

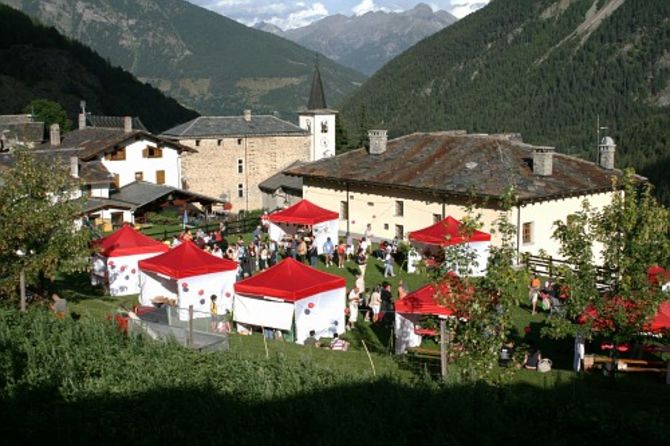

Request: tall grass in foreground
left=1, top=308, right=669, bottom=445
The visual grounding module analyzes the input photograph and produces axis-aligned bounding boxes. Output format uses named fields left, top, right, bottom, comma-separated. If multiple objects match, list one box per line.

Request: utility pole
left=440, top=319, right=448, bottom=380
left=596, top=114, right=608, bottom=162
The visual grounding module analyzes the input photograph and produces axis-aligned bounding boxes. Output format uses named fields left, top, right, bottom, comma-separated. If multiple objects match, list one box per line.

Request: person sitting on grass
left=523, top=342, right=542, bottom=370
left=304, top=330, right=320, bottom=348
left=330, top=333, right=349, bottom=351
left=50, top=293, right=67, bottom=319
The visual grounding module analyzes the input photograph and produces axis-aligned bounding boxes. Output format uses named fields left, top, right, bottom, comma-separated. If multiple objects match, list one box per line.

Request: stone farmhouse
left=286, top=130, right=621, bottom=261
left=161, top=67, right=337, bottom=213
left=0, top=114, right=45, bottom=151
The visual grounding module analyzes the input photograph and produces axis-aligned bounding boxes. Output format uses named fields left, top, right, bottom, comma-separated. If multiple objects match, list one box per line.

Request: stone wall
left=179, top=135, right=310, bottom=212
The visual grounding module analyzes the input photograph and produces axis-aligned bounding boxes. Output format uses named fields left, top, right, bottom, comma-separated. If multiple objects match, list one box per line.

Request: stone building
left=161, top=112, right=310, bottom=212
left=286, top=130, right=624, bottom=261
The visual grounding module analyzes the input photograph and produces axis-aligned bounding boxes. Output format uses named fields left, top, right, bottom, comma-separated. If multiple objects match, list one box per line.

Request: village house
left=0, top=111, right=220, bottom=231
left=0, top=114, right=45, bottom=151
left=162, top=66, right=337, bottom=213
left=286, top=130, right=621, bottom=261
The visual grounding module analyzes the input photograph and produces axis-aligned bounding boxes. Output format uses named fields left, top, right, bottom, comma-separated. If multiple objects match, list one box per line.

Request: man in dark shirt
left=304, top=330, right=319, bottom=348
left=380, top=283, right=393, bottom=312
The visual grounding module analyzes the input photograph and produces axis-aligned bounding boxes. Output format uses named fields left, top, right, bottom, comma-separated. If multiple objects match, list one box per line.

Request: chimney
left=78, top=113, right=86, bottom=130
left=599, top=136, right=616, bottom=170
left=49, top=123, right=60, bottom=146
left=368, top=129, right=387, bottom=155
left=70, top=156, right=79, bottom=178
left=243, top=109, right=252, bottom=122
left=123, top=116, right=132, bottom=133
left=532, top=146, right=554, bottom=176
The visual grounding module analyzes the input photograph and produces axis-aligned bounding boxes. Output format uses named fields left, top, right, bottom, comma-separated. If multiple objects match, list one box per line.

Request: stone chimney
left=70, top=156, right=79, bottom=178
left=123, top=116, right=132, bottom=133
left=368, top=129, right=387, bottom=155
left=49, top=123, right=60, bottom=146
left=78, top=113, right=86, bottom=130
left=532, top=146, right=555, bottom=176
left=599, top=136, right=616, bottom=170
left=243, top=109, right=252, bottom=122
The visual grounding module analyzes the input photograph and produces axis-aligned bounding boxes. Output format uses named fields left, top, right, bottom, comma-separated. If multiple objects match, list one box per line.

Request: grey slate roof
left=307, top=66, right=327, bottom=110
left=111, top=181, right=223, bottom=209
left=36, top=128, right=193, bottom=161
left=258, top=161, right=305, bottom=194
left=286, top=132, right=623, bottom=204
left=161, top=115, right=309, bottom=139
left=0, top=115, right=44, bottom=147
left=0, top=148, right=110, bottom=185
left=87, top=115, right=148, bottom=131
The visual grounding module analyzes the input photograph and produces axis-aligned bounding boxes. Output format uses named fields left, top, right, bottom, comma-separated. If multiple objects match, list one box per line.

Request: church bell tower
left=299, top=63, right=337, bottom=161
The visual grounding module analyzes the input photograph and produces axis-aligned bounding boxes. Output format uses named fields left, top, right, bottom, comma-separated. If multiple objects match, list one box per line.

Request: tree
left=0, top=147, right=90, bottom=305
left=335, top=115, right=349, bottom=153
left=23, top=99, right=71, bottom=132
left=433, top=191, right=524, bottom=383
left=544, top=170, right=670, bottom=344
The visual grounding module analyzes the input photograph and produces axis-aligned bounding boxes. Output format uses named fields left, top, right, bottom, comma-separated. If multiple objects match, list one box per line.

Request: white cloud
left=352, top=0, right=394, bottom=15
left=449, top=1, right=488, bottom=19
left=266, top=2, right=329, bottom=29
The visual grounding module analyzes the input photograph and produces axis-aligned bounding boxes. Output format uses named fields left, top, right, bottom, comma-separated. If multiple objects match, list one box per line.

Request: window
left=321, top=120, right=328, bottom=133
left=384, top=223, right=389, bottom=230
left=195, top=140, right=201, bottom=147
left=238, top=159, right=244, bottom=174
left=395, top=224, right=404, bottom=240
left=237, top=138, right=243, bottom=145
left=340, top=201, right=348, bottom=220
left=156, top=170, right=165, bottom=185
left=395, top=200, right=404, bottom=217
left=112, top=174, right=120, bottom=189
left=522, top=222, right=533, bottom=244
left=237, top=184, right=244, bottom=198
left=433, top=213, right=442, bottom=223
left=135, top=172, right=144, bottom=181
left=217, top=139, right=222, bottom=146
left=83, top=185, right=92, bottom=197
left=104, top=147, right=126, bottom=161
left=142, top=147, right=163, bottom=158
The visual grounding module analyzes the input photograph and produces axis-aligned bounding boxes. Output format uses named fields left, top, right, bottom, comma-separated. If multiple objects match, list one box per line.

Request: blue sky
left=187, top=0, right=490, bottom=30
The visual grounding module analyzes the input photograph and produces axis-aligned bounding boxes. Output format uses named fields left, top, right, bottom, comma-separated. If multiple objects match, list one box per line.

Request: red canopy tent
left=395, top=284, right=455, bottom=317
left=91, top=224, right=169, bottom=296
left=139, top=240, right=236, bottom=279
left=234, top=258, right=345, bottom=301
left=95, top=224, right=168, bottom=257
left=233, top=258, right=346, bottom=343
left=649, top=301, right=670, bottom=332
left=138, top=241, right=238, bottom=319
left=266, top=199, right=339, bottom=225
left=409, top=216, right=491, bottom=246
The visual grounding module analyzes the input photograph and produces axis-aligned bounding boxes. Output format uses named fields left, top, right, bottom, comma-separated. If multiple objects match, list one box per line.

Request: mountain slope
left=340, top=0, right=670, bottom=203
left=3, top=0, right=366, bottom=118
left=258, top=4, right=457, bottom=75
left=0, top=5, right=198, bottom=132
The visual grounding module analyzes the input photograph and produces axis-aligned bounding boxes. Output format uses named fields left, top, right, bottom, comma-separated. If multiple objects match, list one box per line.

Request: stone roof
left=0, top=148, right=112, bottom=185
left=36, top=128, right=193, bottom=161
left=0, top=115, right=44, bottom=147
left=161, top=115, right=309, bottom=139
left=258, top=160, right=305, bottom=194
left=87, top=115, right=148, bottom=131
left=111, top=181, right=223, bottom=209
left=286, top=132, right=622, bottom=204
left=307, top=66, right=327, bottom=110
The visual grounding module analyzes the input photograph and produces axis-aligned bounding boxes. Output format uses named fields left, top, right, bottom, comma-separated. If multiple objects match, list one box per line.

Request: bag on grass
left=537, top=358, right=552, bottom=373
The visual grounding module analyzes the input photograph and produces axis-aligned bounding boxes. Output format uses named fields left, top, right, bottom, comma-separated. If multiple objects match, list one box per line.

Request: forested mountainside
left=340, top=0, right=670, bottom=203
left=258, top=4, right=457, bottom=75
left=3, top=0, right=366, bottom=118
left=0, top=5, right=198, bottom=133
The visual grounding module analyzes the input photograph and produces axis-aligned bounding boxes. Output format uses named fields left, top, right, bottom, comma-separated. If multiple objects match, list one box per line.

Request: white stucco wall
left=100, top=139, right=181, bottom=188
left=513, top=191, right=615, bottom=261
left=299, top=113, right=336, bottom=161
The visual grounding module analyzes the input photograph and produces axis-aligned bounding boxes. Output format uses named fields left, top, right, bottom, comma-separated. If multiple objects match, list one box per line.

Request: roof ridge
left=180, top=117, right=201, bottom=136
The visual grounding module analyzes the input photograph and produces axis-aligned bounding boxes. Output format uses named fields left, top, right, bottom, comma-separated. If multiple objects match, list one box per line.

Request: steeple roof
left=307, top=66, right=327, bottom=110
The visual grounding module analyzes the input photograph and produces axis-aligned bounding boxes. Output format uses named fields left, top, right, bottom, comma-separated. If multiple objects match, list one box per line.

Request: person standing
left=384, top=251, right=396, bottom=277
left=381, top=283, right=393, bottom=313
left=308, top=240, right=318, bottom=267
left=369, top=285, right=382, bottom=322
left=296, top=236, right=307, bottom=263
left=397, top=280, right=408, bottom=299
left=356, top=248, right=368, bottom=278
left=529, top=275, right=541, bottom=315
left=345, top=232, right=354, bottom=259
left=348, top=287, right=360, bottom=329
left=259, top=243, right=269, bottom=270
left=323, top=237, right=334, bottom=267
left=210, top=295, right=219, bottom=332
left=337, top=239, right=346, bottom=268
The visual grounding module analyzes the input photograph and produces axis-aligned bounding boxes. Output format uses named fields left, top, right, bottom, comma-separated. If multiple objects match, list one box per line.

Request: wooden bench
left=586, top=354, right=668, bottom=374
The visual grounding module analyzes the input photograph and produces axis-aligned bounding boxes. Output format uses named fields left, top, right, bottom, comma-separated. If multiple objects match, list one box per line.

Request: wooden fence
left=140, top=216, right=261, bottom=240
left=521, top=254, right=617, bottom=290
